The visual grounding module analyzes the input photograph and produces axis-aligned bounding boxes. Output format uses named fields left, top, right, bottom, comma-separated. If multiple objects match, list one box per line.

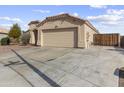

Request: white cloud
left=58, top=12, right=79, bottom=17
left=58, top=12, right=65, bottom=15
left=87, top=14, right=124, bottom=25
left=23, top=24, right=29, bottom=30
left=89, top=5, right=107, bottom=9
left=0, top=24, right=13, bottom=29
left=87, top=15, right=123, bottom=22
left=11, top=18, right=23, bottom=23
left=87, top=8, right=124, bottom=35
left=107, top=9, right=124, bottom=15
left=58, top=12, right=66, bottom=14
left=73, top=12, right=79, bottom=17
left=87, top=7, right=124, bottom=26
left=0, top=17, right=23, bottom=23
left=33, top=10, right=50, bottom=13
left=24, top=24, right=28, bottom=27
left=100, top=21, right=119, bottom=25
left=0, top=24, right=12, bottom=27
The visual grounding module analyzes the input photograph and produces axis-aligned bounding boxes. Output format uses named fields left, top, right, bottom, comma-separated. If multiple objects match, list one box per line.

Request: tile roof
left=28, top=20, right=40, bottom=25
left=29, top=13, right=99, bottom=33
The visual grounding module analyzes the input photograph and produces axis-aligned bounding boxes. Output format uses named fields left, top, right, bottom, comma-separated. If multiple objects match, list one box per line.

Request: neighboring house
left=28, top=13, right=99, bottom=48
left=0, top=28, right=8, bottom=41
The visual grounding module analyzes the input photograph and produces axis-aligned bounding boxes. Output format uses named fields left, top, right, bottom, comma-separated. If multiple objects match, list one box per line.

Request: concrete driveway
left=0, top=46, right=124, bottom=87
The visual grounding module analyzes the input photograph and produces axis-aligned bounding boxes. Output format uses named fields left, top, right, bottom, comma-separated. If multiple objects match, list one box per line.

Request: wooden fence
left=120, top=36, right=124, bottom=48
left=93, top=33, right=120, bottom=46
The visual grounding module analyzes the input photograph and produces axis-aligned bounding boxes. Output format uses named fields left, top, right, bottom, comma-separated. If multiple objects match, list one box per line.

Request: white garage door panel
left=43, top=30, right=76, bottom=47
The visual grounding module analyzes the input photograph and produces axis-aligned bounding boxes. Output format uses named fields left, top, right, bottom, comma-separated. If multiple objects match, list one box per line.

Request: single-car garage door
left=42, top=28, right=78, bottom=48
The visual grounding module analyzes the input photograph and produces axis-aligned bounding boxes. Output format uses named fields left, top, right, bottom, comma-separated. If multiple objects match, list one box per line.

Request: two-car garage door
left=42, top=28, right=78, bottom=48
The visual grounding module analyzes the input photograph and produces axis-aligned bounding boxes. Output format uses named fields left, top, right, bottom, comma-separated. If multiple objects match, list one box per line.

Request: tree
left=8, top=23, right=21, bottom=39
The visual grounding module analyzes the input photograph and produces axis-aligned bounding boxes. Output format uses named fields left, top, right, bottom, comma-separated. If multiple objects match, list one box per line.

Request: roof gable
left=37, top=13, right=85, bottom=27
left=28, top=13, right=99, bottom=33
left=28, top=20, right=40, bottom=25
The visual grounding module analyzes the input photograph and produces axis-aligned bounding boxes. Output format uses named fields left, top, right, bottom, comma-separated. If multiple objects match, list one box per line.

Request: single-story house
left=0, top=28, right=8, bottom=41
left=28, top=13, right=99, bottom=48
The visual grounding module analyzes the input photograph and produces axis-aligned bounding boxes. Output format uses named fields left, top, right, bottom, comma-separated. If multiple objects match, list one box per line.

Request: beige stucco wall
left=29, top=31, right=35, bottom=44
left=29, top=24, right=41, bottom=45
left=38, top=19, right=81, bottom=29
left=29, top=24, right=37, bottom=30
left=78, top=25, right=85, bottom=48
left=84, top=24, right=98, bottom=48
left=29, top=24, right=36, bottom=45
left=29, top=19, right=97, bottom=48
left=38, top=19, right=85, bottom=48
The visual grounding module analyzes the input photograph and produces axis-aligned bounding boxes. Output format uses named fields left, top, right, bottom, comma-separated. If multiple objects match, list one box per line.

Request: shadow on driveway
left=11, top=49, right=60, bottom=87
left=4, top=61, right=25, bottom=66
left=106, top=47, right=124, bottom=55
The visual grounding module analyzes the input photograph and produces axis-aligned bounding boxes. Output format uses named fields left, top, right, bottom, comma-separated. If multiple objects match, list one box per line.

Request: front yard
left=0, top=46, right=124, bottom=87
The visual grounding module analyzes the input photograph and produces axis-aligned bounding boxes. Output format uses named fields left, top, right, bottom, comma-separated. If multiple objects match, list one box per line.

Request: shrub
left=9, top=37, right=19, bottom=44
left=21, top=33, right=30, bottom=45
left=8, top=23, right=21, bottom=39
left=8, top=23, right=21, bottom=44
left=0, top=37, right=10, bottom=45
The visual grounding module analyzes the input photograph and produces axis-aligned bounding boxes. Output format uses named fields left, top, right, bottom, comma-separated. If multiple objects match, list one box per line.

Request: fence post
left=118, top=34, right=120, bottom=47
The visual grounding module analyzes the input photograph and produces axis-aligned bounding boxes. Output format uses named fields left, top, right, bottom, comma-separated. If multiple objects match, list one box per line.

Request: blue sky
left=0, top=5, right=124, bottom=35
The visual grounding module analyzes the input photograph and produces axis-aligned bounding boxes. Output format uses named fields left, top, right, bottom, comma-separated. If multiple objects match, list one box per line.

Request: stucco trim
left=42, top=27, right=78, bottom=31
left=84, top=20, right=99, bottom=33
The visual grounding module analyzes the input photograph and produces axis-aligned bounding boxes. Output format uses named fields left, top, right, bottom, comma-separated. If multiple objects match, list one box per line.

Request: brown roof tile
left=30, top=13, right=99, bottom=33
left=28, top=20, right=40, bottom=25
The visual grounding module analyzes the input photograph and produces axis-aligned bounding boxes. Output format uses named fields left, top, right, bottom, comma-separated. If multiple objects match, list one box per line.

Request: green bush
left=21, top=33, right=30, bottom=45
left=8, top=23, right=21, bottom=44
left=8, top=23, right=21, bottom=39
left=0, top=37, right=10, bottom=45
